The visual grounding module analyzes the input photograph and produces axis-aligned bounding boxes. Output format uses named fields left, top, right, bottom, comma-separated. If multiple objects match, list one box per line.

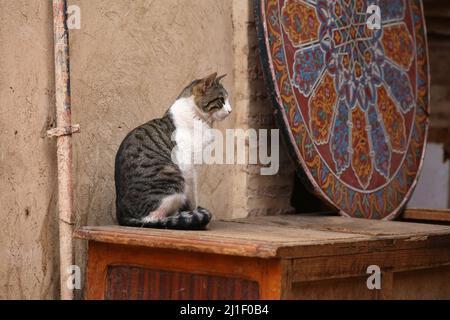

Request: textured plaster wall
left=69, top=0, right=295, bottom=231
left=70, top=0, right=235, bottom=224
left=0, top=1, right=60, bottom=299
left=1, top=0, right=297, bottom=299
left=68, top=0, right=235, bottom=296
left=0, top=0, right=237, bottom=300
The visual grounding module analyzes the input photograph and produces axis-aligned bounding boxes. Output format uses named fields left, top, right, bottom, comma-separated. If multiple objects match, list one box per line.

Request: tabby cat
left=114, top=73, right=231, bottom=230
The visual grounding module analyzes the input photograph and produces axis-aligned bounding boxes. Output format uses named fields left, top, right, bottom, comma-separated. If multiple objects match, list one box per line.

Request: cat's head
left=180, top=72, right=231, bottom=122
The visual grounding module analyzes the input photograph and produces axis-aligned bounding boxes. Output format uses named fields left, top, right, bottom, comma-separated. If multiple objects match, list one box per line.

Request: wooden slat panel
left=290, top=276, right=377, bottom=300
left=424, top=0, right=450, bottom=21
left=402, top=208, right=450, bottom=222
left=424, top=0, right=450, bottom=143
left=292, top=245, right=450, bottom=282
left=392, top=266, right=450, bottom=299
left=86, top=242, right=279, bottom=299
left=105, top=266, right=257, bottom=300
left=428, top=38, right=450, bottom=133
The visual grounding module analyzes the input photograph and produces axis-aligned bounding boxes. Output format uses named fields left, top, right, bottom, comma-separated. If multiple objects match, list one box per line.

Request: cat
left=114, top=73, right=231, bottom=230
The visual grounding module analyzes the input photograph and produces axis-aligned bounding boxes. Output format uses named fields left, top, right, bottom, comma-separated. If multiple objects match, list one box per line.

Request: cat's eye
left=206, top=97, right=224, bottom=110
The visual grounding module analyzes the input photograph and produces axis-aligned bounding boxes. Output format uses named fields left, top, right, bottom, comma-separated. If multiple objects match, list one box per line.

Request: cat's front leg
left=183, top=165, right=198, bottom=211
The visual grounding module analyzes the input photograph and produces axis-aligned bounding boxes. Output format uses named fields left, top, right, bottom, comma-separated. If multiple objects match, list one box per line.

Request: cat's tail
left=123, top=207, right=212, bottom=230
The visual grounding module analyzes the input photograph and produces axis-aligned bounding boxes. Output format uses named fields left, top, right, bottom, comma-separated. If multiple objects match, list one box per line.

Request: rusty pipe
left=51, top=0, right=75, bottom=300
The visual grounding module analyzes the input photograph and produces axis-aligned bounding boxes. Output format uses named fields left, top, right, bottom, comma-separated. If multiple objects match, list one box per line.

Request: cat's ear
left=215, top=74, right=227, bottom=83
left=199, top=72, right=217, bottom=92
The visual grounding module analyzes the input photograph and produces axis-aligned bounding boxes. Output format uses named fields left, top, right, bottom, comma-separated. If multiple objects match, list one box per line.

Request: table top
left=74, top=213, right=450, bottom=259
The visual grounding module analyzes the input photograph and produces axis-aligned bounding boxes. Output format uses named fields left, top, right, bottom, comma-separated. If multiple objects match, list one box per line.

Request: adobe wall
left=0, top=0, right=59, bottom=299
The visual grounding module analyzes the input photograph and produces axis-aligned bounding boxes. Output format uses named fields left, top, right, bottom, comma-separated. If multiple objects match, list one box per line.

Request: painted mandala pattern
left=377, top=86, right=407, bottom=153
left=309, top=72, right=337, bottom=144
left=351, top=106, right=373, bottom=189
left=381, top=23, right=414, bottom=69
left=281, top=0, right=320, bottom=46
left=292, top=44, right=324, bottom=95
left=257, top=0, right=429, bottom=219
left=330, top=99, right=350, bottom=175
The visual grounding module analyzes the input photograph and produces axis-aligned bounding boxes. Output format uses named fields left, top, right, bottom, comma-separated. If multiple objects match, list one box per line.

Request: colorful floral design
left=367, top=103, right=391, bottom=178
left=377, top=86, right=407, bottom=153
left=281, top=0, right=320, bottom=46
left=257, top=0, right=429, bottom=219
left=381, top=23, right=414, bottom=69
left=309, top=72, right=337, bottom=144
left=292, top=44, right=324, bottom=95
left=351, top=106, right=373, bottom=189
left=379, top=0, right=405, bottom=21
left=315, top=0, right=385, bottom=112
left=330, top=99, right=350, bottom=175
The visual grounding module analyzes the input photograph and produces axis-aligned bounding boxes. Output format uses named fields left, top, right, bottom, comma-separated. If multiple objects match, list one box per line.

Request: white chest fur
left=169, top=97, right=213, bottom=209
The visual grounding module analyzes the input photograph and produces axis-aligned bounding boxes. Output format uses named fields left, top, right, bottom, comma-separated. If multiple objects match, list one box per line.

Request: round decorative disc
left=255, top=0, right=429, bottom=219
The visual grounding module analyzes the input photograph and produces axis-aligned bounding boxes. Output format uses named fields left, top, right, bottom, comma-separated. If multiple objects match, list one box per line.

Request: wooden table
left=75, top=214, right=450, bottom=300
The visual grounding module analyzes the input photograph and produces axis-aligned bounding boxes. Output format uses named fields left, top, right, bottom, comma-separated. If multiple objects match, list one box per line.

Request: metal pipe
left=51, top=0, right=75, bottom=300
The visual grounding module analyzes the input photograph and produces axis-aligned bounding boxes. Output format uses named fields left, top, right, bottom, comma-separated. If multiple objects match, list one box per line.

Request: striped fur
left=118, top=207, right=212, bottom=230
left=114, top=73, right=230, bottom=230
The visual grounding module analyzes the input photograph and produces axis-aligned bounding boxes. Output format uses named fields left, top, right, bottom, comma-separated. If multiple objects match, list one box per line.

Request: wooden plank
left=392, top=266, right=450, bottom=299
left=428, top=38, right=450, bottom=133
left=77, top=225, right=280, bottom=258
left=230, top=214, right=450, bottom=236
left=74, top=219, right=369, bottom=258
left=105, top=266, right=260, bottom=300
left=290, top=276, right=377, bottom=300
left=276, top=232, right=450, bottom=259
left=235, top=215, right=450, bottom=259
left=402, top=208, right=450, bottom=223
left=292, top=245, right=450, bottom=282
left=75, top=215, right=450, bottom=258
left=424, top=0, right=450, bottom=19
left=289, top=267, right=450, bottom=300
